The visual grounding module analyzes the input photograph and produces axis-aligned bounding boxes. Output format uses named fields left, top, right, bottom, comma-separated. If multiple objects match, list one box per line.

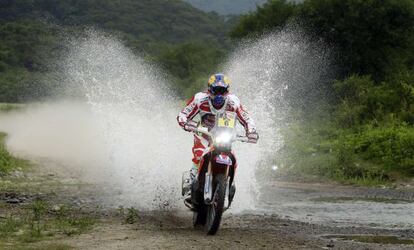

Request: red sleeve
left=177, top=95, right=199, bottom=128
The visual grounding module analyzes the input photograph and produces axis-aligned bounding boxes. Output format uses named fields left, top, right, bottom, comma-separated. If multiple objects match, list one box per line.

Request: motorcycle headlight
left=215, top=132, right=232, bottom=144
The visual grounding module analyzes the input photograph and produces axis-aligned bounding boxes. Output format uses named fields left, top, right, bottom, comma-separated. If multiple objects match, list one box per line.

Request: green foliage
left=231, top=0, right=297, bottom=38
left=0, top=216, right=24, bottom=237
left=155, top=42, right=225, bottom=97
left=0, top=0, right=232, bottom=102
left=0, top=20, right=61, bottom=102
left=0, top=132, right=29, bottom=174
left=276, top=121, right=414, bottom=185
left=334, top=74, right=414, bottom=127
left=0, top=201, right=95, bottom=244
left=298, top=0, right=414, bottom=80
left=57, top=215, right=95, bottom=236
left=24, top=201, right=47, bottom=242
left=53, top=204, right=95, bottom=236
left=125, top=207, right=138, bottom=224
left=0, top=103, right=25, bottom=112
left=0, top=21, right=59, bottom=70
left=340, top=125, right=414, bottom=176
left=277, top=74, right=414, bottom=184
left=275, top=119, right=340, bottom=178
left=1, top=0, right=229, bottom=48
left=232, top=0, right=414, bottom=80
left=235, top=0, right=414, bottom=183
left=185, top=0, right=267, bottom=15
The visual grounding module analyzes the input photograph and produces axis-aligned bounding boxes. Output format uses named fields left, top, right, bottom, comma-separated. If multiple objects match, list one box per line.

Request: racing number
left=217, top=112, right=236, bottom=128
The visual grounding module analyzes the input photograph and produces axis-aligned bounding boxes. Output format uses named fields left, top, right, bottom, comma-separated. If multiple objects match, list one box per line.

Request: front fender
left=214, top=154, right=232, bottom=166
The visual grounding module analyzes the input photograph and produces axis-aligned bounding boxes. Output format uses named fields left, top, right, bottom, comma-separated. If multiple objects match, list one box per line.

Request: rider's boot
left=182, top=163, right=198, bottom=197
left=183, top=163, right=199, bottom=209
left=190, top=163, right=198, bottom=185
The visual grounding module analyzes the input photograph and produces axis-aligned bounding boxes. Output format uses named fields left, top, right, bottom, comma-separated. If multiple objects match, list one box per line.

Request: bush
left=275, top=121, right=341, bottom=179
left=276, top=120, right=414, bottom=185
left=232, top=0, right=414, bottom=184
left=155, top=42, right=225, bottom=97
left=334, top=74, right=414, bottom=127
left=298, top=0, right=414, bottom=80
left=231, top=0, right=297, bottom=38
left=232, top=0, right=414, bottom=80
left=0, top=132, right=28, bottom=174
left=341, top=125, right=414, bottom=176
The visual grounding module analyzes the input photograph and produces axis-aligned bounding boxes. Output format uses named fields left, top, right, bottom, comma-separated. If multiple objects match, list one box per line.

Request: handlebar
left=235, top=135, right=250, bottom=143
left=194, top=127, right=211, bottom=137
left=192, top=127, right=252, bottom=143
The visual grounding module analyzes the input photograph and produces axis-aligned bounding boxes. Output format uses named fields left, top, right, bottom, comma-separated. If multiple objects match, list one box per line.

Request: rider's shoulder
left=226, top=94, right=241, bottom=107
left=193, top=91, right=210, bottom=102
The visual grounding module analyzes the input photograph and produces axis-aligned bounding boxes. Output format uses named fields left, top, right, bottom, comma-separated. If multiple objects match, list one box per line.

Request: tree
left=232, top=0, right=414, bottom=80
left=156, top=42, right=224, bottom=97
left=231, top=0, right=297, bottom=38
left=298, top=0, right=414, bottom=80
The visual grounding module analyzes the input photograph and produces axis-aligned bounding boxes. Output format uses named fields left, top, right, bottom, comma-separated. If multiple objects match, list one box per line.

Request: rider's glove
left=183, top=122, right=197, bottom=132
left=246, top=130, right=259, bottom=143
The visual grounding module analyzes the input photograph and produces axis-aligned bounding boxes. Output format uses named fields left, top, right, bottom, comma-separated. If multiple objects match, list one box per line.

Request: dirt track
left=2, top=160, right=414, bottom=249
left=43, top=174, right=414, bottom=249
left=51, top=211, right=414, bottom=250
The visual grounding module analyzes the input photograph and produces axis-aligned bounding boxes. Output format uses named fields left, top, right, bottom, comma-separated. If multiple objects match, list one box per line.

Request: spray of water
left=0, top=27, right=331, bottom=213
left=226, top=27, right=332, bottom=209
left=60, top=31, right=193, bottom=210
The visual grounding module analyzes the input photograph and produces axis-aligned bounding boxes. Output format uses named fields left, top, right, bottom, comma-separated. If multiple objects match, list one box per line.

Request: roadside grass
left=0, top=216, right=24, bottom=237
left=117, top=206, right=139, bottom=224
left=0, top=103, right=30, bottom=174
left=311, top=196, right=413, bottom=204
left=0, top=112, right=97, bottom=248
left=125, top=207, right=139, bottom=224
left=273, top=120, right=414, bottom=187
left=54, top=204, right=96, bottom=236
left=334, top=173, right=391, bottom=186
left=0, top=199, right=96, bottom=246
left=0, top=103, right=25, bottom=112
left=0, top=242, right=73, bottom=250
left=0, top=132, right=30, bottom=174
left=270, top=151, right=393, bottom=187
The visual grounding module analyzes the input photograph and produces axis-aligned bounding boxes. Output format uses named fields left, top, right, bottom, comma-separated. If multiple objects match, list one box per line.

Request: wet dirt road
left=257, top=182, right=414, bottom=229
left=2, top=158, right=413, bottom=249
left=51, top=180, right=414, bottom=250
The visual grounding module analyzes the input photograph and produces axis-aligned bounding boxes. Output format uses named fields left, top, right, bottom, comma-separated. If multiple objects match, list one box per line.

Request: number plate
left=217, top=112, right=236, bottom=128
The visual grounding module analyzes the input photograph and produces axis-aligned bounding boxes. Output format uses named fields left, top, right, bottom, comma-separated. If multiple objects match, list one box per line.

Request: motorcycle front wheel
left=205, top=174, right=226, bottom=235
left=193, top=190, right=207, bottom=227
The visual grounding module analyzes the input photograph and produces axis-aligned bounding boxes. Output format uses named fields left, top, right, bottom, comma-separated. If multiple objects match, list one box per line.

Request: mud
left=4, top=166, right=410, bottom=250
left=1, top=156, right=413, bottom=250
left=46, top=212, right=413, bottom=250
left=257, top=182, right=414, bottom=230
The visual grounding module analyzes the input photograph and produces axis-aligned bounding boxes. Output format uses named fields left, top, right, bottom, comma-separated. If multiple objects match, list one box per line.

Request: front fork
left=204, top=161, right=229, bottom=204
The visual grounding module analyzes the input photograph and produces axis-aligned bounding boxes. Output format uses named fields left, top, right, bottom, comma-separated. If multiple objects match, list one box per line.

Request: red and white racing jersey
left=177, top=91, right=256, bottom=133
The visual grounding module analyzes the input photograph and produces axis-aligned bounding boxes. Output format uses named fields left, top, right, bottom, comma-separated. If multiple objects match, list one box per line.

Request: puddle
left=311, top=196, right=413, bottom=204
left=260, top=184, right=414, bottom=229
left=323, top=234, right=414, bottom=245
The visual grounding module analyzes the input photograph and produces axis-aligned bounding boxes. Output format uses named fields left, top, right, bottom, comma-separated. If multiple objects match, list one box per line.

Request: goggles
left=210, top=86, right=228, bottom=95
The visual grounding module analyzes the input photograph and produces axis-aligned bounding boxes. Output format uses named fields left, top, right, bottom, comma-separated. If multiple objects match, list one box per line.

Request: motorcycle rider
left=177, top=73, right=259, bottom=193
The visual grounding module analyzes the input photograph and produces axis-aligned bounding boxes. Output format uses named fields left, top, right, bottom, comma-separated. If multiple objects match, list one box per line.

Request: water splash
left=0, top=27, right=332, bottom=213
left=60, top=31, right=191, bottom=210
left=226, top=27, right=332, bottom=211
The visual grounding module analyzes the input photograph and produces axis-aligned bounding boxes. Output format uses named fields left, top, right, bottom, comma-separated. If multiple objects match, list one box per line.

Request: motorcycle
left=182, top=111, right=252, bottom=235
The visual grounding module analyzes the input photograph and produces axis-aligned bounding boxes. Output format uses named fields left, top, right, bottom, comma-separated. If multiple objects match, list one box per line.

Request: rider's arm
left=177, top=95, right=200, bottom=131
left=234, top=97, right=259, bottom=143
left=235, top=101, right=256, bottom=133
